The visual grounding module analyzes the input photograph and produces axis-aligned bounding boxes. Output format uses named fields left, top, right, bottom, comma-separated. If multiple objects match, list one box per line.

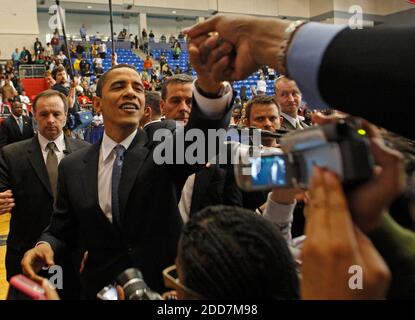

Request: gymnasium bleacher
left=151, top=48, right=276, bottom=98
left=68, top=44, right=277, bottom=99
left=70, top=48, right=144, bottom=77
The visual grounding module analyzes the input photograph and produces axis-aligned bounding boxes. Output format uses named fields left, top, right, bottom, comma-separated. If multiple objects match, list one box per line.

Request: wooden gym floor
left=0, top=214, right=10, bottom=300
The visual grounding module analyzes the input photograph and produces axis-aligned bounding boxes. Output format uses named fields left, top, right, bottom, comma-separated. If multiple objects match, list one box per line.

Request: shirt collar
left=101, top=129, right=137, bottom=162
left=282, top=112, right=300, bottom=128
left=11, top=114, right=22, bottom=122
left=38, top=132, right=65, bottom=152
left=142, top=119, right=161, bottom=129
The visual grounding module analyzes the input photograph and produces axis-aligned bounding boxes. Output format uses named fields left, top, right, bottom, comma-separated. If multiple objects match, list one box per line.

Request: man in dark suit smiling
left=22, top=60, right=233, bottom=298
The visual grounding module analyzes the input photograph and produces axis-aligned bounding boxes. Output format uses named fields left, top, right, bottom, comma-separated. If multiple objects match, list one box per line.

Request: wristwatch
left=276, top=20, right=308, bottom=76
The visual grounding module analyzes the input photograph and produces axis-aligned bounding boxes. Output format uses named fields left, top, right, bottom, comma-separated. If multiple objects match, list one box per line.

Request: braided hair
left=178, top=205, right=300, bottom=300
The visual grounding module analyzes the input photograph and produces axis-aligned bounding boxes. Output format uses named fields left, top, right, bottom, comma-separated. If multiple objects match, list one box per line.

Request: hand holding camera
left=301, top=167, right=391, bottom=299
left=312, top=113, right=406, bottom=233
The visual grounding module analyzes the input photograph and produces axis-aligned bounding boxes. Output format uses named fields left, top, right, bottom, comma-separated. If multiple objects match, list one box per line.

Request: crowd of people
left=0, top=14, right=414, bottom=302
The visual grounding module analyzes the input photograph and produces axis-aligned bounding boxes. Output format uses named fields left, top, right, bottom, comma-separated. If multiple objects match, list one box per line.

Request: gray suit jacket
left=280, top=114, right=309, bottom=131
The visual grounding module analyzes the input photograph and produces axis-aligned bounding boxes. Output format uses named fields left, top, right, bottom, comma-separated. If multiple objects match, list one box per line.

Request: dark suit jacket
left=189, top=164, right=227, bottom=216
left=318, top=25, right=415, bottom=139
left=0, top=135, right=89, bottom=280
left=143, top=119, right=177, bottom=146
left=39, top=101, right=232, bottom=298
left=0, top=115, right=34, bottom=148
left=189, top=144, right=267, bottom=215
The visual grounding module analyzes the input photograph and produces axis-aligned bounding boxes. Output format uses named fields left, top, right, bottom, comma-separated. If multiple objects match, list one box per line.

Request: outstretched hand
left=185, top=15, right=290, bottom=81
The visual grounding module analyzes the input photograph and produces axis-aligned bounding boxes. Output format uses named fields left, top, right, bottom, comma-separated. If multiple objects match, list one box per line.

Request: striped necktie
left=46, top=142, right=58, bottom=198
left=111, top=145, right=126, bottom=227
left=17, top=117, right=23, bottom=134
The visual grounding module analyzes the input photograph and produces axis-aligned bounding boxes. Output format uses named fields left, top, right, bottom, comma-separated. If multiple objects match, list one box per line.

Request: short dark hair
left=178, top=205, right=299, bottom=300
left=96, top=64, right=138, bottom=97
left=145, top=91, right=161, bottom=116
left=245, top=95, right=280, bottom=121
left=52, top=65, right=66, bottom=80
left=32, top=89, right=68, bottom=113
left=161, top=74, right=193, bottom=100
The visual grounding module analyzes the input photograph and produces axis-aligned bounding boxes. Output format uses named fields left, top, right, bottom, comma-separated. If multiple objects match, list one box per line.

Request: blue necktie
left=111, top=145, right=126, bottom=227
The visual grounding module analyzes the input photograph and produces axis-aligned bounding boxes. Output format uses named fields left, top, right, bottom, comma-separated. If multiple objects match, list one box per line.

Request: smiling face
left=93, top=67, right=145, bottom=141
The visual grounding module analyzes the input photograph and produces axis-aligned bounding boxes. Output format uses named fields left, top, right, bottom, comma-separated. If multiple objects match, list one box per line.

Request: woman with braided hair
left=173, top=205, right=299, bottom=300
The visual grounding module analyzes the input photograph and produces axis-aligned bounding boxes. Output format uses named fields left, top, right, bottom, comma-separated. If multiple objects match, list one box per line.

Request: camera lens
left=116, top=268, right=148, bottom=300
left=115, top=268, right=162, bottom=300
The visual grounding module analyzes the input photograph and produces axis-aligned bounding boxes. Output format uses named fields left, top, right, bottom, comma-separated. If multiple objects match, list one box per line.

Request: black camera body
left=97, top=268, right=162, bottom=300
left=234, top=119, right=375, bottom=190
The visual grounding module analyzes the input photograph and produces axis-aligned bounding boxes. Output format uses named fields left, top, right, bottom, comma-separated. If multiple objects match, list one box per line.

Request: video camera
left=234, top=119, right=374, bottom=190
left=97, top=268, right=162, bottom=300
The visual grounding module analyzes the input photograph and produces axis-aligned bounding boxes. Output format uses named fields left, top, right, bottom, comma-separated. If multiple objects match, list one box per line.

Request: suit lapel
left=10, top=117, right=22, bottom=138
left=80, top=142, right=100, bottom=211
left=64, top=136, right=78, bottom=154
left=22, top=116, right=32, bottom=137
left=26, top=136, right=53, bottom=198
left=119, top=130, right=149, bottom=223
left=281, top=115, right=296, bottom=131
left=80, top=141, right=124, bottom=237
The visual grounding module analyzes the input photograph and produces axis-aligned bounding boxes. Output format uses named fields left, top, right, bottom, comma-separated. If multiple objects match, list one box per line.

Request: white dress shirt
left=178, top=173, right=196, bottom=224
left=98, top=129, right=137, bottom=223
left=282, top=112, right=305, bottom=129
left=38, top=132, right=66, bottom=164
left=263, top=192, right=305, bottom=265
left=178, top=81, right=233, bottom=221
left=11, top=114, right=23, bottom=131
left=192, top=80, right=233, bottom=118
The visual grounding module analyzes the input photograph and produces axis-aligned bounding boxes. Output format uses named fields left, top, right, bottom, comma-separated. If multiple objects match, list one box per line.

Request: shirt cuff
left=36, top=241, right=52, bottom=249
left=286, top=22, right=346, bottom=109
left=263, top=192, right=295, bottom=224
left=192, top=80, right=233, bottom=118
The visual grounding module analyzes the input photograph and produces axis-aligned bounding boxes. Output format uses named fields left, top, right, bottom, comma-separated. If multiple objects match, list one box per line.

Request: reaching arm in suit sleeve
left=164, top=81, right=233, bottom=182
left=287, top=23, right=415, bottom=139
left=38, top=159, right=77, bottom=256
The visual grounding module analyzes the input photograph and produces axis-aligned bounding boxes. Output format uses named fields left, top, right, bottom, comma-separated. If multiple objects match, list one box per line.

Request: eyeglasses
left=162, top=265, right=204, bottom=299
